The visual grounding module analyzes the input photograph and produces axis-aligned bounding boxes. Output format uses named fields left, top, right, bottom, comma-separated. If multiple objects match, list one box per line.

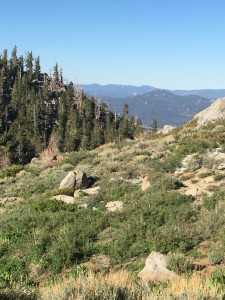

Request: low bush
left=213, top=173, right=225, bottom=181
left=198, top=171, right=214, bottom=178
left=210, top=268, right=225, bottom=287
left=52, top=187, right=74, bottom=197
left=208, top=250, right=224, bottom=265
left=0, top=165, right=23, bottom=178
left=167, top=253, right=193, bottom=274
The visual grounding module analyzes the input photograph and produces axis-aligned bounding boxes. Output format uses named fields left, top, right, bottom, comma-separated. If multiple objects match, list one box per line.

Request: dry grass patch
left=39, top=270, right=224, bottom=300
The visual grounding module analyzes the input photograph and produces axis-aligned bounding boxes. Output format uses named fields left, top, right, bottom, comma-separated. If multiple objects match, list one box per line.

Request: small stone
left=105, top=201, right=123, bottom=212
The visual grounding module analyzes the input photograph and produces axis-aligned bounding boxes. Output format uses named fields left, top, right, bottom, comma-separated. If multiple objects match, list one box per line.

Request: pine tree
left=34, top=56, right=41, bottom=80
left=151, top=119, right=158, bottom=133
left=53, top=63, right=59, bottom=83
left=25, top=51, right=33, bottom=79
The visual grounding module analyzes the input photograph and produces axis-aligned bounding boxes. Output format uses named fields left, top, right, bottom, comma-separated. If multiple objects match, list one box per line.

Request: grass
left=38, top=270, right=224, bottom=300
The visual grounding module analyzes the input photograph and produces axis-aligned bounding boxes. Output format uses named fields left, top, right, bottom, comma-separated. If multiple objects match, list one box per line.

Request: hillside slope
left=1, top=103, right=225, bottom=298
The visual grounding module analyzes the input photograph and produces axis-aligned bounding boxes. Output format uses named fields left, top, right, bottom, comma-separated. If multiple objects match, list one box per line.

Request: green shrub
left=203, top=195, right=217, bottom=210
left=24, top=163, right=47, bottom=176
left=210, top=269, right=225, bottom=287
left=214, top=173, right=225, bottom=181
left=202, top=157, right=217, bottom=169
left=167, top=253, right=193, bottom=274
left=62, top=151, right=95, bottom=166
left=208, top=250, right=224, bottom=265
left=198, top=171, right=214, bottom=178
left=60, top=163, right=74, bottom=171
left=52, top=187, right=75, bottom=197
left=0, top=165, right=23, bottom=178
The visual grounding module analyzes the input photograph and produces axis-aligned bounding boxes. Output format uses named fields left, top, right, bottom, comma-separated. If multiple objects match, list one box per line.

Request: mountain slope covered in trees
left=0, top=47, right=141, bottom=166
left=101, top=90, right=212, bottom=127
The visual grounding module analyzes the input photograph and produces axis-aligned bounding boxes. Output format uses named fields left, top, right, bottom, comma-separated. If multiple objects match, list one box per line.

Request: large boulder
left=159, top=125, right=175, bottom=135
left=74, top=169, right=89, bottom=189
left=194, top=97, right=225, bottom=126
left=138, top=251, right=176, bottom=282
left=59, top=171, right=76, bottom=189
left=59, top=169, right=89, bottom=190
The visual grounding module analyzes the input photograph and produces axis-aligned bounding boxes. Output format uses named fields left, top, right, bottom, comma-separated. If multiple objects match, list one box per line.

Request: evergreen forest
left=0, top=47, right=141, bottom=166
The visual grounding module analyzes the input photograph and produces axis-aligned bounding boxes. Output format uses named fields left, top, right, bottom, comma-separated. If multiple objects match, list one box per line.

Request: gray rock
left=74, top=169, right=89, bottom=189
left=52, top=195, right=76, bottom=204
left=59, top=169, right=89, bottom=190
left=59, top=171, right=76, bottom=189
left=105, top=201, right=123, bottom=212
left=138, top=251, right=176, bottom=282
left=218, top=163, right=225, bottom=170
left=159, top=125, right=175, bottom=135
left=82, top=186, right=100, bottom=195
left=141, top=176, right=150, bottom=191
left=30, top=157, right=40, bottom=164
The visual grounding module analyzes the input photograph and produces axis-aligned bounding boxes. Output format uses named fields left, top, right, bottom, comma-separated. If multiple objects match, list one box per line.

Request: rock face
left=194, top=97, right=225, bottom=126
left=59, top=170, right=89, bottom=190
left=138, top=251, right=176, bottom=282
left=105, top=201, right=123, bottom=212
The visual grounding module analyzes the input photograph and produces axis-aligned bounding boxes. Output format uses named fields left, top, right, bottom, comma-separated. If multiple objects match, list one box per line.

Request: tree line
left=0, top=47, right=142, bottom=165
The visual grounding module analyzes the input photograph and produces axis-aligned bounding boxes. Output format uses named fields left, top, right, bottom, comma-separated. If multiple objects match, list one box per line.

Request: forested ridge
left=0, top=47, right=142, bottom=166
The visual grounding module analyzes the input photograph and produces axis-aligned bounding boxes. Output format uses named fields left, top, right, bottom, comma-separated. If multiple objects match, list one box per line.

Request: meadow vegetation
left=0, top=120, right=225, bottom=299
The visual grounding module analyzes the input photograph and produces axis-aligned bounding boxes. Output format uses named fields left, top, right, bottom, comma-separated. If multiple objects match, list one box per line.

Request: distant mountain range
left=100, top=90, right=212, bottom=127
left=80, top=84, right=156, bottom=98
left=80, top=84, right=225, bottom=127
left=81, top=84, right=225, bottom=100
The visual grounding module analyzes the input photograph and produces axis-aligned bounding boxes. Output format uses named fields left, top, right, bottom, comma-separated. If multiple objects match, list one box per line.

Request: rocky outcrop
left=59, top=169, right=89, bottom=190
left=194, top=97, right=225, bottom=126
left=159, top=125, right=175, bottom=135
left=138, top=251, right=176, bottom=282
left=105, top=201, right=123, bottom=212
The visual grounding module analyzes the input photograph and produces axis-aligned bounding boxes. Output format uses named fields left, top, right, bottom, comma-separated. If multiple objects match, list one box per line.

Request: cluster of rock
left=52, top=169, right=99, bottom=204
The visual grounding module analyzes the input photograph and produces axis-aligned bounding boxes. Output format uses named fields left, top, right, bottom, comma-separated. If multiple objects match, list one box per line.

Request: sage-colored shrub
left=208, top=250, right=224, bottom=265
left=167, top=253, right=193, bottom=274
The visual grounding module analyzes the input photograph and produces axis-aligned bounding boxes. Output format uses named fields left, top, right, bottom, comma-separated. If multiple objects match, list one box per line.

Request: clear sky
left=1, top=0, right=225, bottom=89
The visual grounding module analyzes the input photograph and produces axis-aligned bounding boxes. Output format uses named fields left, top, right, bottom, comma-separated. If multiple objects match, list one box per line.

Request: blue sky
left=1, top=0, right=225, bottom=89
